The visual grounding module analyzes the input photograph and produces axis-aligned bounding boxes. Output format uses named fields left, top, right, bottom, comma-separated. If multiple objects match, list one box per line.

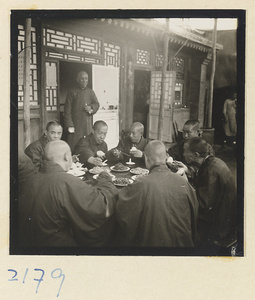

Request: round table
left=82, top=161, right=148, bottom=189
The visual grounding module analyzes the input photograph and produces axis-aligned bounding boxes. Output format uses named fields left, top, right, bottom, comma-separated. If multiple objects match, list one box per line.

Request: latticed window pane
left=104, top=42, right=121, bottom=67
left=174, top=82, right=184, bottom=107
left=45, top=62, right=58, bottom=111
left=136, top=49, right=151, bottom=65
left=169, top=57, right=185, bottom=80
left=45, top=51, right=100, bottom=64
left=18, top=25, right=38, bottom=106
left=44, top=28, right=101, bottom=55
left=155, top=53, right=163, bottom=67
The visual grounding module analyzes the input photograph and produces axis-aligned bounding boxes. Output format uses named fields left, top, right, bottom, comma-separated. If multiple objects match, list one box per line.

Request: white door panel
left=92, top=65, right=119, bottom=149
left=92, top=65, right=119, bottom=109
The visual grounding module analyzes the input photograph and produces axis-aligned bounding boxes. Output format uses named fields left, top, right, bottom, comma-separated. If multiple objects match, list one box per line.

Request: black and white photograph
left=10, top=10, right=245, bottom=257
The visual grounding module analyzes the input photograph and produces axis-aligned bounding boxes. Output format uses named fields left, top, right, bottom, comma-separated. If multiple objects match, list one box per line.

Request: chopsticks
left=121, top=152, right=131, bottom=157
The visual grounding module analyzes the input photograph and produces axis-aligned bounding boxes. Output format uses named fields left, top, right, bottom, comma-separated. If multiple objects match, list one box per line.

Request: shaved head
left=144, top=140, right=166, bottom=168
left=93, top=120, right=108, bottom=131
left=76, top=71, right=88, bottom=89
left=129, top=122, right=144, bottom=144
left=45, top=140, right=72, bottom=171
left=130, top=122, right=144, bottom=134
left=183, top=119, right=201, bottom=139
left=76, top=70, right=88, bottom=80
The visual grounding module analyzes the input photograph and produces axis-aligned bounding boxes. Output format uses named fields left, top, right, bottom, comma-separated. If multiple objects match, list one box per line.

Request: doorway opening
left=133, top=70, right=151, bottom=138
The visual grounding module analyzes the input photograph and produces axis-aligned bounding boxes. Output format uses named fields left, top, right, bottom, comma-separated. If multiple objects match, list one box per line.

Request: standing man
left=115, top=140, right=198, bottom=247
left=183, top=137, right=236, bottom=247
left=64, top=70, right=100, bottom=151
left=73, top=120, right=108, bottom=169
left=25, top=120, right=63, bottom=169
left=223, top=91, right=237, bottom=147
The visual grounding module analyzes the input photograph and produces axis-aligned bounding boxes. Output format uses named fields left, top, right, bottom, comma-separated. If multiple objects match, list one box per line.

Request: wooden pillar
left=207, top=19, right=217, bottom=128
left=198, top=57, right=210, bottom=125
left=23, top=18, right=31, bottom=148
left=157, top=19, right=169, bottom=141
left=120, top=43, right=128, bottom=133
left=126, top=50, right=134, bottom=129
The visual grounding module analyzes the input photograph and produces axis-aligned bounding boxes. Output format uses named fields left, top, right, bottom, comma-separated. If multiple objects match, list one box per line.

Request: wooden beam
left=207, top=19, right=218, bottom=128
left=23, top=18, right=31, bottom=148
left=157, top=19, right=169, bottom=141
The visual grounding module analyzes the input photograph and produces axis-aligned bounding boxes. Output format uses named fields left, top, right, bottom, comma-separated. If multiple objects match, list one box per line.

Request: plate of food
left=112, top=178, right=134, bottom=187
left=67, top=169, right=85, bottom=177
left=110, top=163, right=130, bottom=172
left=89, top=166, right=111, bottom=174
left=93, top=174, right=115, bottom=180
left=130, top=167, right=149, bottom=175
left=131, top=173, right=148, bottom=181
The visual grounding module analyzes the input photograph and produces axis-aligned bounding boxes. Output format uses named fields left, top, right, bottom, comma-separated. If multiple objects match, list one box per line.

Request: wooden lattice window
left=150, top=72, right=175, bottom=110
left=169, top=56, right=187, bottom=107
left=43, top=28, right=102, bottom=55
left=169, top=57, right=185, bottom=80
left=155, top=53, right=163, bottom=67
left=45, top=62, right=58, bottom=111
left=18, top=25, right=38, bottom=107
left=104, top=42, right=121, bottom=67
left=45, top=51, right=100, bottom=64
left=136, top=49, right=151, bottom=65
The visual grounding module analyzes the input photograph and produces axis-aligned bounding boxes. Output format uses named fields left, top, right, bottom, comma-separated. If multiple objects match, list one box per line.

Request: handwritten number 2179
left=8, top=268, right=65, bottom=297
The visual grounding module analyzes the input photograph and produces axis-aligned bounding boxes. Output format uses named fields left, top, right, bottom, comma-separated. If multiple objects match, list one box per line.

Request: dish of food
left=131, top=174, right=148, bottom=181
left=89, top=166, right=111, bottom=174
left=130, top=167, right=149, bottom=175
left=93, top=174, right=115, bottom=180
left=110, top=163, right=130, bottom=172
left=67, top=169, right=85, bottom=177
left=112, top=178, right=133, bottom=187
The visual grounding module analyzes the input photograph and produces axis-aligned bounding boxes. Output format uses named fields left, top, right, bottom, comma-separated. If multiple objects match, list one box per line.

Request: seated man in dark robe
left=167, top=120, right=202, bottom=161
left=73, top=120, right=108, bottom=169
left=31, top=140, right=118, bottom=247
left=167, top=120, right=214, bottom=184
left=115, top=140, right=198, bottom=247
left=183, top=137, right=237, bottom=247
left=107, top=122, right=148, bottom=167
left=24, top=120, right=63, bottom=169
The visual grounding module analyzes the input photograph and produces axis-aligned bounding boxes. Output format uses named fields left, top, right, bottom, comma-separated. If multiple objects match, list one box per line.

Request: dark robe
left=194, top=155, right=236, bottom=245
left=18, top=153, right=42, bottom=247
left=31, top=160, right=118, bottom=247
left=64, top=86, right=100, bottom=151
left=24, top=134, right=48, bottom=169
left=73, top=133, right=108, bottom=169
left=107, top=136, right=148, bottom=167
left=115, top=163, right=198, bottom=247
left=167, top=140, right=215, bottom=185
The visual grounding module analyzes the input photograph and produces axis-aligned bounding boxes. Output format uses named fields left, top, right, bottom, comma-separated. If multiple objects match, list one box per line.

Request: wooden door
left=92, top=65, right=119, bottom=149
left=148, top=71, right=176, bottom=142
